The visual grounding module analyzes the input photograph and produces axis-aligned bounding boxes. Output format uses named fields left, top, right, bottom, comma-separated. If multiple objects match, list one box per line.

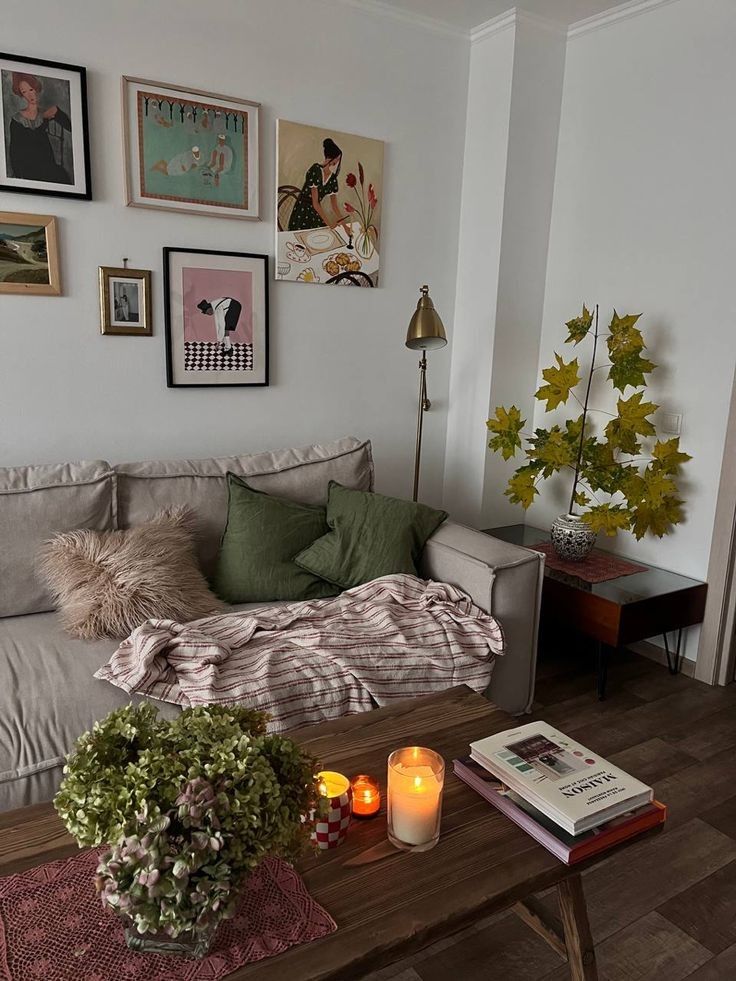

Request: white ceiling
left=365, top=0, right=630, bottom=31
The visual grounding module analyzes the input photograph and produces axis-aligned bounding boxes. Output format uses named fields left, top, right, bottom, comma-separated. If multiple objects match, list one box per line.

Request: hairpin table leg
left=663, top=628, right=683, bottom=675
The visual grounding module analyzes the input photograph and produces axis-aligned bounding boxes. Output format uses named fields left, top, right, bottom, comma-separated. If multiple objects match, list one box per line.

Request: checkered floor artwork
left=184, top=341, right=254, bottom=372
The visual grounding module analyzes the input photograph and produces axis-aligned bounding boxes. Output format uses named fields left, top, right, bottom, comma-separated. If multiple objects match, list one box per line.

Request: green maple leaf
left=580, top=439, right=628, bottom=494
left=573, top=490, right=590, bottom=508
left=620, top=470, right=646, bottom=507
left=641, top=468, right=678, bottom=505
left=487, top=405, right=526, bottom=460
left=504, top=469, right=538, bottom=509
left=582, top=504, right=632, bottom=537
left=535, top=354, right=581, bottom=411
left=565, top=304, right=594, bottom=345
left=608, top=350, right=656, bottom=392
left=605, top=392, right=658, bottom=452
left=607, top=311, right=645, bottom=358
left=630, top=495, right=683, bottom=540
left=526, top=425, right=578, bottom=477
left=651, top=437, right=692, bottom=474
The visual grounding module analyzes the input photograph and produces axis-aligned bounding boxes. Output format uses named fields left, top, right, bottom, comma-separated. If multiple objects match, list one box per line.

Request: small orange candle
left=350, top=774, right=381, bottom=818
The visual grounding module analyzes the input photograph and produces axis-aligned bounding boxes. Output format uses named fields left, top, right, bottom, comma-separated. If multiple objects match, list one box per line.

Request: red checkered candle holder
left=312, top=771, right=352, bottom=849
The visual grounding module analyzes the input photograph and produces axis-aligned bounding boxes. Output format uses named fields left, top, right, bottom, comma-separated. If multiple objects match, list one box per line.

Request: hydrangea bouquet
left=55, top=703, right=318, bottom=952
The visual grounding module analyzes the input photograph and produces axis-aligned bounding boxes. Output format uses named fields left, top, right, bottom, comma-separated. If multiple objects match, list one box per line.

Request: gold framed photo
left=99, top=266, right=152, bottom=335
left=0, top=210, right=60, bottom=295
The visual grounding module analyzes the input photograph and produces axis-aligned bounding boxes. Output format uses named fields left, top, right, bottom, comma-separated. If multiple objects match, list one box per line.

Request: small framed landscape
left=122, top=77, right=260, bottom=221
left=99, top=266, right=152, bottom=336
left=0, top=211, right=60, bottom=295
left=0, top=52, right=91, bottom=200
left=163, top=248, right=268, bottom=388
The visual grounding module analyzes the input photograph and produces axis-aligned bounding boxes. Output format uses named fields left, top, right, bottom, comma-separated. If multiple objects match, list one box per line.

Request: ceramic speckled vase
left=550, top=513, right=597, bottom=562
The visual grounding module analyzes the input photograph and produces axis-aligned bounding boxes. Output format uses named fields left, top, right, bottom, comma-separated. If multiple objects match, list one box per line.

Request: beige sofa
left=0, top=436, right=543, bottom=811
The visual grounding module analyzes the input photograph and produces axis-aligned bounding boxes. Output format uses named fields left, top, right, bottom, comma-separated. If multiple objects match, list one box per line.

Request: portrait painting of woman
left=0, top=53, right=91, bottom=200
left=6, top=72, right=73, bottom=184
left=276, top=120, right=384, bottom=288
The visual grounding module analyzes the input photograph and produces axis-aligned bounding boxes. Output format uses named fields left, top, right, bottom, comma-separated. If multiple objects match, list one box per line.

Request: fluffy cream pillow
left=39, top=507, right=226, bottom=640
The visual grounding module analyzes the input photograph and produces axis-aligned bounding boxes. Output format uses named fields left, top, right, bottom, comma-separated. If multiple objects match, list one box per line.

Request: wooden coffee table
left=0, top=687, right=655, bottom=980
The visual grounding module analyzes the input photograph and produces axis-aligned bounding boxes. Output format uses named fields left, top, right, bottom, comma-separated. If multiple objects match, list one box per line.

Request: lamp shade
left=405, top=285, right=447, bottom=351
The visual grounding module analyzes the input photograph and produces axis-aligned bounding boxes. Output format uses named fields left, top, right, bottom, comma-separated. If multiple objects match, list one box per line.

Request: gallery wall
left=525, top=0, right=736, bottom=659
left=0, top=0, right=469, bottom=507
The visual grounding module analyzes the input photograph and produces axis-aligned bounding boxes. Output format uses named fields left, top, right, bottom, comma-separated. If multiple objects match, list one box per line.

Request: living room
left=1, top=0, right=735, bottom=979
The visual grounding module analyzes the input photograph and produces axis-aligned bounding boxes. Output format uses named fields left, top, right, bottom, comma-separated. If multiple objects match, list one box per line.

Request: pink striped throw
left=95, top=575, right=505, bottom=732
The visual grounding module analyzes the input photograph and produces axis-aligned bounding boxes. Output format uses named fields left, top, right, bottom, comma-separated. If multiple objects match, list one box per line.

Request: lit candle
left=312, top=771, right=352, bottom=850
left=350, top=774, right=381, bottom=818
left=387, top=747, right=445, bottom=852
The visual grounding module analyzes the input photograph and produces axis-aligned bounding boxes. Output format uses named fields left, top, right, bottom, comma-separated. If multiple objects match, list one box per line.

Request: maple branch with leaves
left=486, top=304, right=691, bottom=540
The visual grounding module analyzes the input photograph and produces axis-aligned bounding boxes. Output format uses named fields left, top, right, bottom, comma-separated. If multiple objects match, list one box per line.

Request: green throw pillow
left=213, top=475, right=340, bottom=603
left=294, top=481, right=448, bottom=589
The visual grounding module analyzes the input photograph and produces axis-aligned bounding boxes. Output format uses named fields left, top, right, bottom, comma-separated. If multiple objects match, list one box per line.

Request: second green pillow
left=294, top=481, right=448, bottom=589
left=213, top=475, right=340, bottom=603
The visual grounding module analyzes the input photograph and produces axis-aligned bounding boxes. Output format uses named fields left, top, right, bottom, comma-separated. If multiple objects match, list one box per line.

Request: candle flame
left=318, top=781, right=327, bottom=797
left=414, top=776, right=422, bottom=789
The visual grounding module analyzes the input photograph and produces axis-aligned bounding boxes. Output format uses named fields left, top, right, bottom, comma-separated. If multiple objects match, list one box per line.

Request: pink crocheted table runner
left=532, top=541, right=648, bottom=584
left=0, top=849, right=336, bottom=981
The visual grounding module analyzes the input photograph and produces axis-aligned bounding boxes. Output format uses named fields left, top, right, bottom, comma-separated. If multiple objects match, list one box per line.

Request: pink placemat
left=0, top=849, right=336, bottom=981
left=531, top=541, right=648, bottom=583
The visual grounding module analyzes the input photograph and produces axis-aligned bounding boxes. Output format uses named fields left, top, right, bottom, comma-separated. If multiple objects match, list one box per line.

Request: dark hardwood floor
left=366, top=645, right=736, bottom=981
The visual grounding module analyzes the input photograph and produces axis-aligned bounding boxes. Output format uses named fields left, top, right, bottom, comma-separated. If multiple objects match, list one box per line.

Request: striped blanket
left=95, top=574, right=505, bottom=732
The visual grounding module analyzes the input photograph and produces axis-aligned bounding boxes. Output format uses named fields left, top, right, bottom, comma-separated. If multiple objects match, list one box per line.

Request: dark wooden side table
left=486, top=524, right=708, bottom=699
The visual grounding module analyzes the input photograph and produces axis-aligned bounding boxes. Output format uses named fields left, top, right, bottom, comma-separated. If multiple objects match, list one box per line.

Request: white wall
left=527, top=0, right=736, bottom=658
left=443, top=21, right=516, bottom=526
left=0, top=0, right=469, bottom=506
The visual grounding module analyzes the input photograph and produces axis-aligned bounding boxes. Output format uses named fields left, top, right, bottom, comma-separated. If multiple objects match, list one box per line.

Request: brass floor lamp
left=405, top=285, right=447, bottom=502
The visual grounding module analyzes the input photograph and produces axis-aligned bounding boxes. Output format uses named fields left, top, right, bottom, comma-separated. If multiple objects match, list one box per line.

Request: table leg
left=558, top=874, right=598, bottom=981
left=663, top=628, right=683, bottom=675
left=596, top=642, right=608, bottom=701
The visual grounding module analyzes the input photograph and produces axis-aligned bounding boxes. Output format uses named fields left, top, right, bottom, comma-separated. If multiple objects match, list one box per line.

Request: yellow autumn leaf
left=535, top=354, right=581, bottom=412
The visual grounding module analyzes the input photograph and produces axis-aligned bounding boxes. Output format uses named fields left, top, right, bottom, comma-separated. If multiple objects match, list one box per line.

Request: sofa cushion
left=0, top=602, right=285, bottom=811
left=213, top=476, right=340, bottom=603
left=295, top=482, right=448, bottom=589
left=0, top=460, right=116, bottom=618
left=115, top=437, right=374, bottom=578
left=39, top=507, right=226, bottom=639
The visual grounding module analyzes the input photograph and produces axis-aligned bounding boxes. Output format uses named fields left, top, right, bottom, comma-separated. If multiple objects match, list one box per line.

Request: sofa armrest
left=419, top=521, right=544, bottom=715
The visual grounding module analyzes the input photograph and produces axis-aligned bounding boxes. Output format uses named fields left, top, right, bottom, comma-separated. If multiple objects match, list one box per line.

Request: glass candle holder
left=312, top=771, right=352, bottom=849
left=387, top=747, right=445, bottom=852
left=350, top=774, right=381, bottom=818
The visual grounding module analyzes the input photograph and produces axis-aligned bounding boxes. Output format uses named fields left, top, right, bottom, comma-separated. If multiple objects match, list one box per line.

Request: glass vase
left=124, top=922, right=215, bottom=959
left=355, top=226, right=376, bottom=260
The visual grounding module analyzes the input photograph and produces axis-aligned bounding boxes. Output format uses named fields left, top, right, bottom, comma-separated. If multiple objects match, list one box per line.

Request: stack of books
left=454, top=721, right=666, bottom=865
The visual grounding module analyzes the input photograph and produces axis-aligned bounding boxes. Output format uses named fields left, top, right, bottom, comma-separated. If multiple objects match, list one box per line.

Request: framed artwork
left=163, top=248, right=268, bottom=387
left=0, top=53, right=91, bottom=200
left=275, top=119, right=384, bottom=287
left=0, top=210, right=60, bottom=295
left=122, top=77, right=260, bottom=220
left=99, top=266, right=152, bottom=336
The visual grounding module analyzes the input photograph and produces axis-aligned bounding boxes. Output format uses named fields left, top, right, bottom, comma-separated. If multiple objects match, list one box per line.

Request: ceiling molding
left=333, top=0, right=684, bottom=45
left=470, top=9, right=517, bottom=45
left=568, top=0, right=683, bottom=39
left=332, top=0, right=468, bottom=40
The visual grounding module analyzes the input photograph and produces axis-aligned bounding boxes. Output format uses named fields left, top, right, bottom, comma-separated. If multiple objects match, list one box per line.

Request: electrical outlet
left=658, top=410, right=682, bottom=436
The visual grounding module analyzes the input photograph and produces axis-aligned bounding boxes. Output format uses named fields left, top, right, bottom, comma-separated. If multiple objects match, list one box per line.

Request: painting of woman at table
left=2, top=71, right=74, bottom=185
left=287, top=137, right=351, bottom=236
left=276, top=119, right=384, bottom=287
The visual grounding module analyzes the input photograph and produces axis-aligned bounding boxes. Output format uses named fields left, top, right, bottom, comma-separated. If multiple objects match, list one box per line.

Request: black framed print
left=163, top=248, right=269, bottom=387
left=0, top=53, right=91, bottom=200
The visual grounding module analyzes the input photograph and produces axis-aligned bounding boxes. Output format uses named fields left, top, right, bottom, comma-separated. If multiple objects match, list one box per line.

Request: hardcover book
left=454, top=756, right=666, bottom=864
left=469, top=721, right=653, bottom=835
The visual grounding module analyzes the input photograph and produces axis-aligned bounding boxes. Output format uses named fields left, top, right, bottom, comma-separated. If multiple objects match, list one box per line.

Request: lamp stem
left=412, top=351, right=429, bottom=502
